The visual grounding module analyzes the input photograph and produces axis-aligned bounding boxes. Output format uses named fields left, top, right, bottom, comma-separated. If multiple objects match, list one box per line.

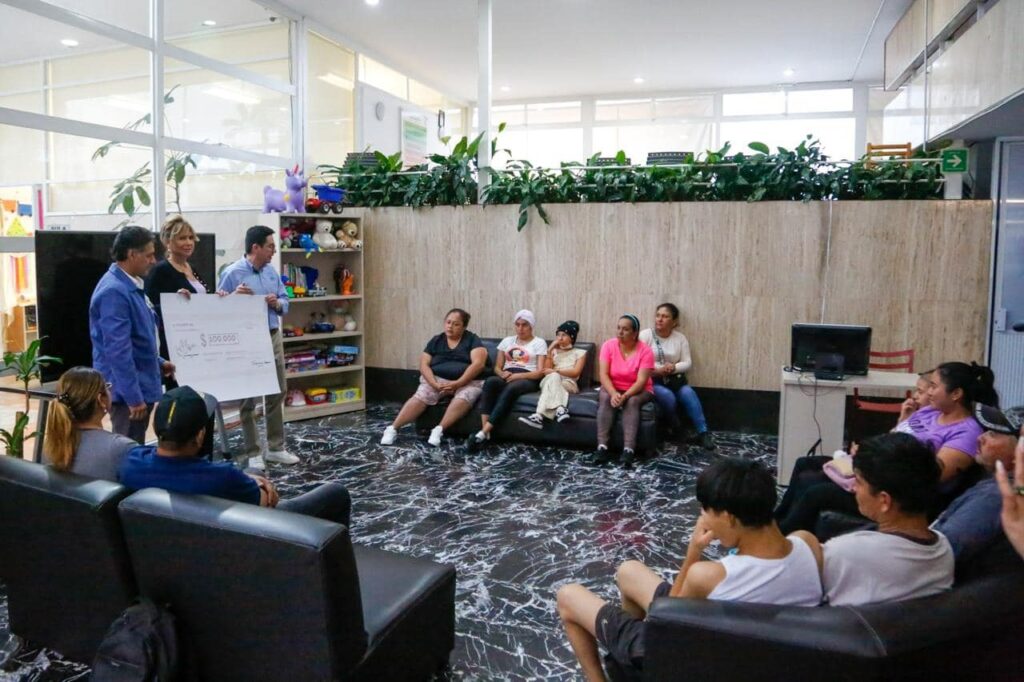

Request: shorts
left=595, top=580, right=672, bottom=672
left=413, top=376, right=484, bottom=406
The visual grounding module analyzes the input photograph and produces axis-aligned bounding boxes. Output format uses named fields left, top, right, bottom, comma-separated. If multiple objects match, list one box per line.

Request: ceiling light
left=500, top=85, right=511, bottom=92
left=60, top=38, right=79, bottom=47
left=202, top=19, right=217, bottom=27
left=783, top=67, right=795, bottom=77
left=318, top=72, right=355, bottom=90
left=365, top=0, right=380, bottom=5
left=633, top=76, right=645, bottom=84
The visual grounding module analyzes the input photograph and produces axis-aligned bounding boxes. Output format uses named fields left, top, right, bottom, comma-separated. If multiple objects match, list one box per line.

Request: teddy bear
left=312, top=219, right=338, bottom=250
left=334, top=220, right=362, bottom=250
left=329, top=305, right=358, bottom=331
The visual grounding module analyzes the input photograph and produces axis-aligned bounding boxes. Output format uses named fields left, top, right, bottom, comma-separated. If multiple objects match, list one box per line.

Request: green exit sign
left=941, top=148, right=968, bottom=173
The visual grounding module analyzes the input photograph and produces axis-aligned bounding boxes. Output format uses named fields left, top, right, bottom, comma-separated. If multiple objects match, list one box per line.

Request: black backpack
left=92, top=598, right=190, bottom=681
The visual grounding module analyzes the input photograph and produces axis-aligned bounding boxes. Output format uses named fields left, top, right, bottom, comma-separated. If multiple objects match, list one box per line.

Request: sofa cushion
left=352, top=545, right=456, bottom=680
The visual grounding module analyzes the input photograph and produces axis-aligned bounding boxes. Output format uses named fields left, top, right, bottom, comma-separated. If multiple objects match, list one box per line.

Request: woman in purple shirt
left=775, top=361, right=998, bottom=535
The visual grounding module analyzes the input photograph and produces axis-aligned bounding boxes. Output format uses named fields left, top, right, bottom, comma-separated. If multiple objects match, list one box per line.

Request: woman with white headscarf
left=466, top=309, right=548, bottom=452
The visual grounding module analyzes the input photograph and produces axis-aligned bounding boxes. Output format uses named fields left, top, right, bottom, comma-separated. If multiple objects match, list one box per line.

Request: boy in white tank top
left=556, top=459, right=824, bottom=681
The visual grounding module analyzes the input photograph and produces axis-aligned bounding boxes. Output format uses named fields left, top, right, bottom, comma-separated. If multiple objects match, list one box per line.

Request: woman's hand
left=542, top=367, right=556, bottom=376
left=610, top=391, right=624, bottom=408
left=659, top=363, right=675, bottom=377
left=899, top=397, right=918, bottom=421
left=176, top=288, right=192, bottom=299
left=499, top=370, right=512, bottom=381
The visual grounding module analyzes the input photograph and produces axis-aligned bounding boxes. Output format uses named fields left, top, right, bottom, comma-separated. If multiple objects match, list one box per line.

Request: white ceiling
left=2, top=1, right=913, bottom=102
left=280, top=0, right=914, bottom=101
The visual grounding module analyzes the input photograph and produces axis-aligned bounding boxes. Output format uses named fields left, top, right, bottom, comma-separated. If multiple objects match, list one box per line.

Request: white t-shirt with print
left=497, top=335, right=547, bottom=372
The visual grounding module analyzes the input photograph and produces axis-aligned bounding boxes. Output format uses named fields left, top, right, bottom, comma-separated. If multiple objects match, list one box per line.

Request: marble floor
left=0, top=402, right=777, bottom=681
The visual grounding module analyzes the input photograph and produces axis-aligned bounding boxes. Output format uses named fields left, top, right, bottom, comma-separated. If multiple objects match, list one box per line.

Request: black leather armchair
left=0, top=456, right=136, bottom=662
left=118, top=488, right=456, bottom=681
left=417, top=338, right=659, bottom=451
left=625, top=568, right=1024, bottom=681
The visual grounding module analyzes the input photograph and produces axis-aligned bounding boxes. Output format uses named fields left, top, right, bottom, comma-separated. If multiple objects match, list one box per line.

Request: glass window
left=0, top=124, right=45, bottom=186
left=474, top=105, right=526, bottom=128
left=409, top=80, right=445, bottom=110
left=0, top=91, right=45, bottom=115
left=46, top=131, right=152, bottom=217
left=787, top=88, right=854, bottom=114
left=503, top=128, right=583, bottom=168
left=0, top=4, right=124, bottom=67
left=593, top=123, right=714, bottom=164
left=722, top=91, right=785, bottom=116
left=526, top=101, right=581, bottom=125
left=166, top=23, right=290, bottom=68
left=163, top=61, right=292, bottom=157
left=654, top=95, right=714, bottom=119
left=306, top=32, right=355, bottom=170
left=46, top=0, right=149, bottom=35
left=0, top=63, right=44, bottom=92
left=595, top=99, right=652, bottom=122
left=358, top=55, right=407, bottom=100
left=175, top=155, right=284, bottom=209
left=720, top=118, right=856, bottom=161
left=50, top=46, right=150, bottom=85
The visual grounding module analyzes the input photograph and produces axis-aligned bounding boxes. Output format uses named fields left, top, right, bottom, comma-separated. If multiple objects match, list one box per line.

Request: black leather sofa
left=0, top=457, right=457, bottom=679
left=0, top=455, right=136, bottom=663
left=119, top=488, right=456, bottom=681
left=416, top=338, right=659, bottom=452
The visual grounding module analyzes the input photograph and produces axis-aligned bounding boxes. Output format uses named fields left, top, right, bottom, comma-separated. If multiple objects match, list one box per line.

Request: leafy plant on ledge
left=93, top=85, right=197, bottom=227
left=0, top=339, right=62, bottom=458
left=318, top=132, right=945, bottom=231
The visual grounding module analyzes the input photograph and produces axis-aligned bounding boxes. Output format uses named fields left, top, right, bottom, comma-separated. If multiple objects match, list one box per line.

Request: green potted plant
left=0, top=338, right=62, bottom=457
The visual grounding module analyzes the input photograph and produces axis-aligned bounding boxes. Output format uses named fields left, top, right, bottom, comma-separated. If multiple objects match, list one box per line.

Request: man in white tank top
left=556, top=459, right=824, bottom=681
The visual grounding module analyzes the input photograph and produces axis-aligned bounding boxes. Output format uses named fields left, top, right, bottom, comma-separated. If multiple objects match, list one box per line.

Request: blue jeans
left=652, top=382, right=708, bottom=433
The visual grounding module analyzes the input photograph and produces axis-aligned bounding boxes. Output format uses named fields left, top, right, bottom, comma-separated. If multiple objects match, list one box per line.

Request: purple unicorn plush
left=263, top=166, right=307, bottom=213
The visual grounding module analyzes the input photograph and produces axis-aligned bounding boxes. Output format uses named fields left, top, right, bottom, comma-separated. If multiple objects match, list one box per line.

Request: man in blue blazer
left=89, top=226, right=175, bottom=443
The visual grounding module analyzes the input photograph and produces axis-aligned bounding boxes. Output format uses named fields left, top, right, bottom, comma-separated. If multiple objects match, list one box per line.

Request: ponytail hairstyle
left=934, top=361, right=999, bottom=410
left=45, top=367, right=107, bottom=471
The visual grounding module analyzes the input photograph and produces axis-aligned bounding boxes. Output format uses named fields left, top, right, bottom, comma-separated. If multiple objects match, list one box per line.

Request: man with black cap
left=119, top=386, right=352, bottom=525
left=932, top=404, right=1023, bottom=565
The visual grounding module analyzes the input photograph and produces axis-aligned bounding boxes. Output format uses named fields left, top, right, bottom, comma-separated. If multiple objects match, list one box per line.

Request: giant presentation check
left=160, top=293, right=280, bottom=402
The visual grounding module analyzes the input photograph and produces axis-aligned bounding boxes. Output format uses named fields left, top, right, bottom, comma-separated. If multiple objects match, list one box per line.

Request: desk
left=777, top=368, right=917, bottom=485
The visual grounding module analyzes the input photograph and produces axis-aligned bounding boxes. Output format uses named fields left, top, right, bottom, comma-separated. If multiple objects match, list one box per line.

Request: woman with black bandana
left=594, top=314, right=655, bottom=468
left=519, top=320, right=586, bottom=429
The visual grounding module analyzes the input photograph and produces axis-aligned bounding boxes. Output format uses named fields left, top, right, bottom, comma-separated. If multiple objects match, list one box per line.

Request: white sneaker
left=381, top=425, right=398, bottom=445
left=428, top=425, right=444, bottom=447
left=247, top=455, right=266, bottom=470
left=265, top=449, right=300, bottom=465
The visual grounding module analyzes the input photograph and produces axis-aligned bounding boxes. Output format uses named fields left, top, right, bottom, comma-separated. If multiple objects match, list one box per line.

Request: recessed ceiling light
left=60, top=38, right=79, bottom=47
left=783, top=67, right=795, bottom=77
left=633, top=76, right=644, bottom=84
left=500, top=85, right=511, bottom=92
left=365, top=0, right=380, bottom=5
left=202, top=19, right=217, bottom=27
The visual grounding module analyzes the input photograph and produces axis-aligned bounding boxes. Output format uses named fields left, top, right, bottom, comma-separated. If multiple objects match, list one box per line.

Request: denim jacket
left=89, top=264, right=164, bottom=406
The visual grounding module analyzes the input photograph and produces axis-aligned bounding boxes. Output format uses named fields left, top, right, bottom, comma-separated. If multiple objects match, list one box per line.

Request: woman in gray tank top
left=44, top=367, right=138, bottom=482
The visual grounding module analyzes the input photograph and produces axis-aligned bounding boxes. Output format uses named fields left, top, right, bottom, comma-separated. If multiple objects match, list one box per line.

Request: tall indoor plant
left=0, top=338, right=62, bottom=457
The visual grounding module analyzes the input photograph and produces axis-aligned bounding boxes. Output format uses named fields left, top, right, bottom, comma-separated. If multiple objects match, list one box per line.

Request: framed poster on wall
left=400, top=110, right=428, bottom=167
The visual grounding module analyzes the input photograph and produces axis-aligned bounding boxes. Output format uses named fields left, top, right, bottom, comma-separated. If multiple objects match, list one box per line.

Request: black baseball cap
left=154, top=386, right=217, bottom=443
left=974, top=403, right=1023, bottom=436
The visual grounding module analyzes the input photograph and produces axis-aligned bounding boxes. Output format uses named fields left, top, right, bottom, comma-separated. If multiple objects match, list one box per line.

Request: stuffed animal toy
left=263, top=166, right=307, bottom=213
left=329, top=305, right=358, bottom=331
left=333, top=265, right=355, bottom=295
left=334, top=220, right=362, bottom=250
left=297, top=233, right=320, bottom=258
left=285, top=389, right=308, bottom=407
left=280, top=226, right=295, bottom=248
left=312, top=219, right=338, bottom=250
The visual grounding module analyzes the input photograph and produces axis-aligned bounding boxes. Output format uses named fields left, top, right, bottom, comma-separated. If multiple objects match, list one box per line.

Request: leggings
left=277, top=482, right=352, bottom=528
left=479, top=375, right=541, bottom=425
left=774, top=456, right=862, bottom=535
left=597, top=390, right=653, bottom=450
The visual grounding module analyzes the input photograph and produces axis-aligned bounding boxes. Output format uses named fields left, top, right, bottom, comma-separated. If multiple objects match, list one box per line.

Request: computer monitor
left=790, top=323, right=872, bottom=376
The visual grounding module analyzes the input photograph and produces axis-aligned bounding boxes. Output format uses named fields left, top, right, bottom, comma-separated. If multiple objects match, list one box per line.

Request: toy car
left=310, top=184, right=346, bottom=214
